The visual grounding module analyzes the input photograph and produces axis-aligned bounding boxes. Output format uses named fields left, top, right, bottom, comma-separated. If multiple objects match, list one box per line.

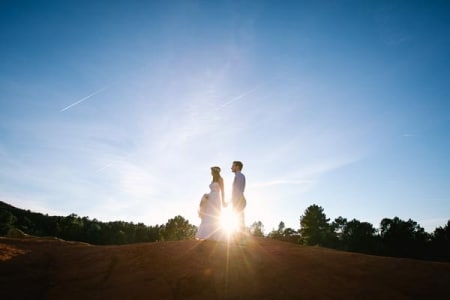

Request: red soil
left=1, top=236, right=449, bottom=299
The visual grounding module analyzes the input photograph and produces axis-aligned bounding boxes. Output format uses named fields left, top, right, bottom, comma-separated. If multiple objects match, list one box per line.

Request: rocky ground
left=1, top=236, right=449, bottom=299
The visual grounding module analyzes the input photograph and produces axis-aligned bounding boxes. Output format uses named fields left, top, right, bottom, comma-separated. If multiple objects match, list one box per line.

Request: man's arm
left=234, top=173, right=245, bottom=197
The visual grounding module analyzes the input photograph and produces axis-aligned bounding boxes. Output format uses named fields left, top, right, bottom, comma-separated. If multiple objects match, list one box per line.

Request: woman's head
left=211, top=166, right=221, bottom=181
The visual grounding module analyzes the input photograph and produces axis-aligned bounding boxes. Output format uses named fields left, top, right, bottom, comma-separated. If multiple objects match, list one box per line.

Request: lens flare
left=220, top=207, right=238, bottom=235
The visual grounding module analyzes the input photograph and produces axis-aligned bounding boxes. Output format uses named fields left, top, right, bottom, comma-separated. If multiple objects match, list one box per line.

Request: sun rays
left=220, top=206, right=239, bottom=237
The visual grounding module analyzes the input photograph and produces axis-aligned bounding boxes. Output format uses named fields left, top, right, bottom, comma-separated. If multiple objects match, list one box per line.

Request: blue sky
left=1, top=0, right=449, bottom=233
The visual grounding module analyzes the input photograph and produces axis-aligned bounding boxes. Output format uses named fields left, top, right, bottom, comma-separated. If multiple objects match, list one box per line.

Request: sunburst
left=220, top=206, right=239, bottom=236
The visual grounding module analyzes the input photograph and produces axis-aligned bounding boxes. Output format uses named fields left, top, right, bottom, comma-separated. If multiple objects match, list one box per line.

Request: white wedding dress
left=196, top=182, right=226, bottom=241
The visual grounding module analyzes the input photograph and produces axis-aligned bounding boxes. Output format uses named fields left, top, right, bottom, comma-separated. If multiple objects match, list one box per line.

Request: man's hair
left=233, top=161, right=243, bottom=171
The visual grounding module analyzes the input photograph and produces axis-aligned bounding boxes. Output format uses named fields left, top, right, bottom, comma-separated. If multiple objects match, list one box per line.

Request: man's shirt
left=232, top=171, right=246, bottom=203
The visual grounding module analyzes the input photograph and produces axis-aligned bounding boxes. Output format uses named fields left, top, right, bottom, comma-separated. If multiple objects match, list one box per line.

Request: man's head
left=231, top=161, right=243, bottom=173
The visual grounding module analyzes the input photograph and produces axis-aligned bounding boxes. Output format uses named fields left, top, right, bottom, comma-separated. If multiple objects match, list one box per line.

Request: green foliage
left=0, top=201, right=195, bottom=245
left=430, top=221, right=450, bottom=261
left=299, top=205, right=335, bottom=246
left=0, top=209, right=17, bottom=235
left=266, top=203, right=449, bottom=262
left=268, top=221, right=299, bottom=243
left=249, top=221, right=265, bottom=237
left=332, top=217, right=378, bottom=253
left=268, top=221, right=285, bottom=239
left=379, top=217, right=430, bottom=258
left=160, top=215, right=197, bottom=241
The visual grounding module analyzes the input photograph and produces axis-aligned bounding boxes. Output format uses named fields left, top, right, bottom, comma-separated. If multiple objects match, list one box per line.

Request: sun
left=220, top=206, right=239, bottom=235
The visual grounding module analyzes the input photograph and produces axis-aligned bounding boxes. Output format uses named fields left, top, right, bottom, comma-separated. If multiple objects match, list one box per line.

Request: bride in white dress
left=196, top=166, right=226, bottom=241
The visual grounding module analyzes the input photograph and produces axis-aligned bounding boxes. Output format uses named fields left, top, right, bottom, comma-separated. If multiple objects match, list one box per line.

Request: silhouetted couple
left=196, top=161, right=246, bottom=243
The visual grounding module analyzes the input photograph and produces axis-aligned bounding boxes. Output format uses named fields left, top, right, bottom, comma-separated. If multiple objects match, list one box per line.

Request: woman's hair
left=211, top=166, right=222, bottom=182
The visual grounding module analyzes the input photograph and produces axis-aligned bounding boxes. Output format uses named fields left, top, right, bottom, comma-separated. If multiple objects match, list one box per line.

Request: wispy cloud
left=60, top=86, right=108, bottom=112
left=217, top=87, right=259, bottom=110
left=252, top=179, right=315, bottom=188
left=214, top=76, right=281, bottom=112
left=95, top=162, right=114, bottom=173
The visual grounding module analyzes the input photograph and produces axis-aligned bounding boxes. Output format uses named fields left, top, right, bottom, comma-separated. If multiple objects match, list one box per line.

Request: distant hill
left=1, top=236, right=449, bottom=299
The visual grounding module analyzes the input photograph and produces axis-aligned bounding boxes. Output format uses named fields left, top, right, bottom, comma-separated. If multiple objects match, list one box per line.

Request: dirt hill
left=1, top=236, right=449, bottom=299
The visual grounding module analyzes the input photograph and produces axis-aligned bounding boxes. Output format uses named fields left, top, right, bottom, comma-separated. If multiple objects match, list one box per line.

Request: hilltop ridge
left=1, top=235, right=449, bottom=299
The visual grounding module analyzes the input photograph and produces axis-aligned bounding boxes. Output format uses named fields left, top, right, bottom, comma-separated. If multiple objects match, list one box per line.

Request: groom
left=231, top=161, right=246, bottom=241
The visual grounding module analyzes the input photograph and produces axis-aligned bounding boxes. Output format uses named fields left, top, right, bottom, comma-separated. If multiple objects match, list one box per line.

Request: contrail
left=95, top=162, right=113, bottom=173
left=218, top=87, right=258, bottom=109
left=215, top=75, right=282, bottom=112
left=61, top=87, right=108, bottom=112
left=252, top=179, right=315, bottom=188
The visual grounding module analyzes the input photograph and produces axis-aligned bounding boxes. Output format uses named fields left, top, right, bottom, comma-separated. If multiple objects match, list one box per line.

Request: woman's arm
left=219, top=177, right=225, bottom=206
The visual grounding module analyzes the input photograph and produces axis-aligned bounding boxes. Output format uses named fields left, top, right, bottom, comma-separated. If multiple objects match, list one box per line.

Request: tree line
left=262, top=204, right=450, bottom=262
left=0, top=201, right=196, bottom=244
left=1, top=201, right=449, bottom=262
